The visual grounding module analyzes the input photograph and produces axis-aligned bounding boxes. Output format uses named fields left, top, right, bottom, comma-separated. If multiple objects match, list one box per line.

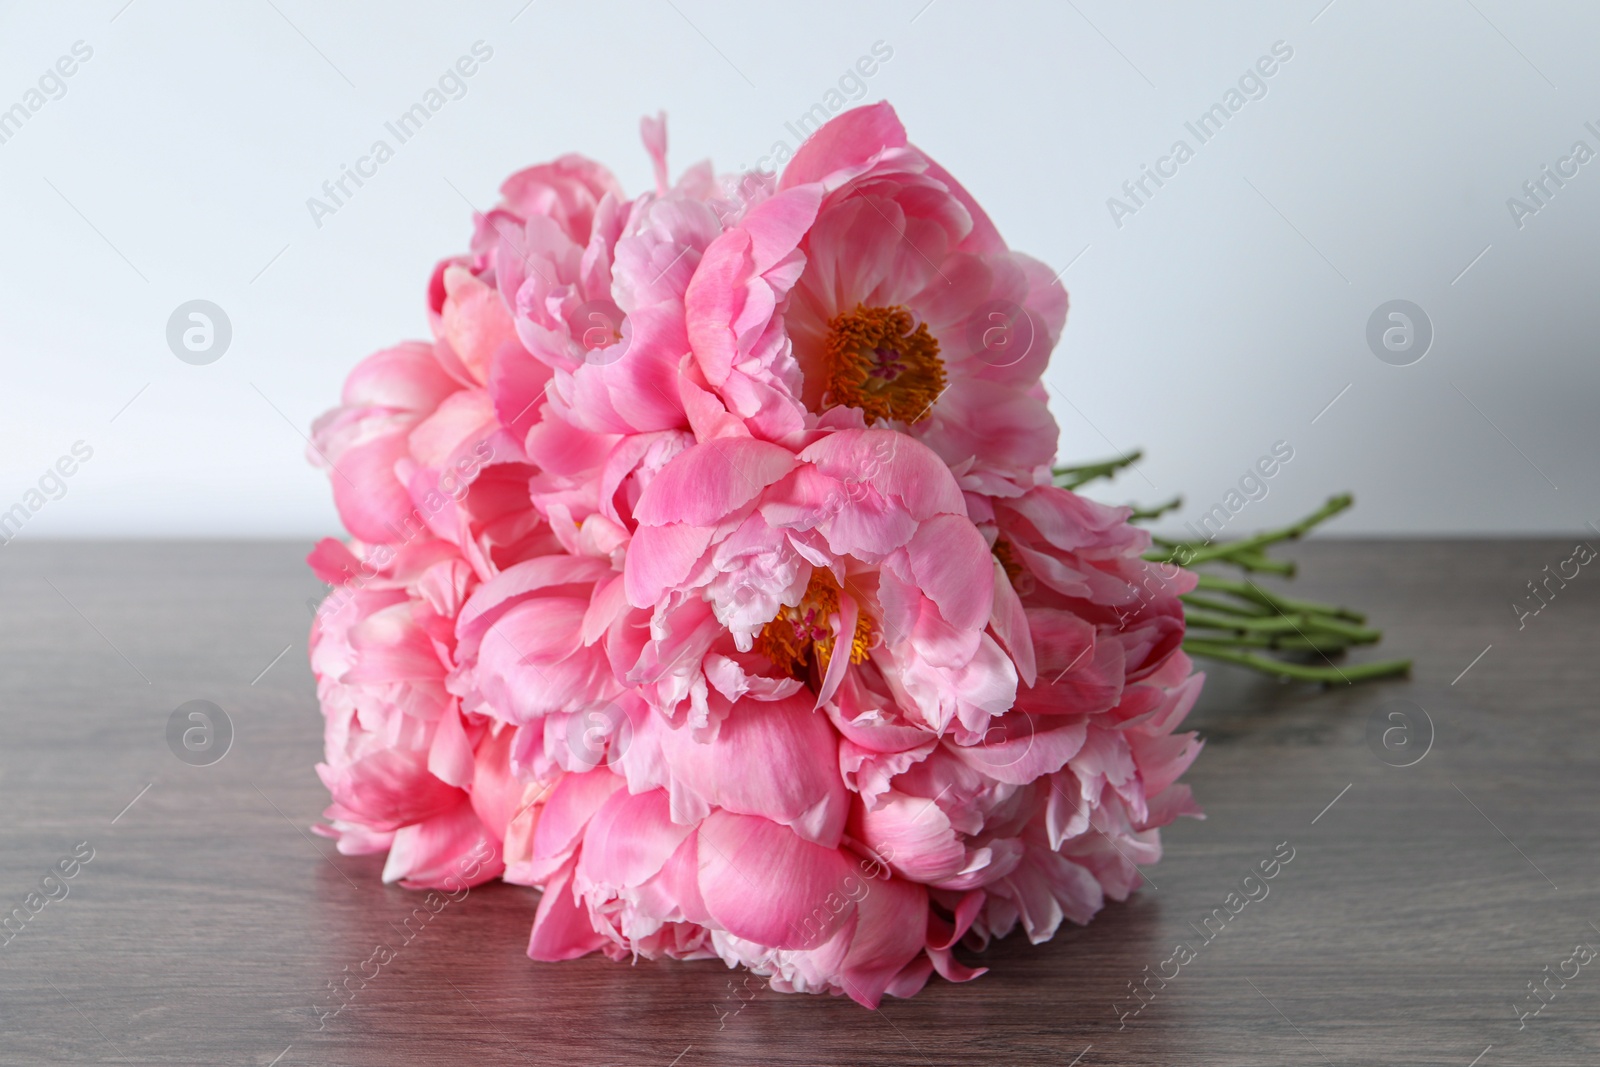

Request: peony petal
left=779, top=102, right=909, bottom=191
left=577, top=787, right=693, bottom=889
left=657, top=692, right=849, bottom=847
left=623, top=522, right=714, bottom=608
left=696, top=810, right=855, bottom=950
left=381, top=801, right=501, bottom=889
left=633, top=436, right=799, bottom=527
left=426, top=704, right=476, bottom=789
left=528, top=862, right=609, bottom=961
left=835, top=875, right=928, bottom=1008
left=530, top=768, right=626, bottom=867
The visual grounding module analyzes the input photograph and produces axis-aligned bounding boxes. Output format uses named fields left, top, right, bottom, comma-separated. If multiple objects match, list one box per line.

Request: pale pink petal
left=633, top=437, right=799, bottom=527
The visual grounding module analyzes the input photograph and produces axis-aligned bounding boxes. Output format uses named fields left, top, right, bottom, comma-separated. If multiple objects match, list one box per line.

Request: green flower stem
left=1162, top=494, right=1353, bottom=568
left=1220, top=549, right=1296, bottom=576
left=1298, top=614, right=1382, bottom=643
left=1190, top=573, right=1367, bottom=624
left=1052, top=450, right=1145, bottom=490
left=1182, top=641, right=1412, bottom=683
left=1183, top=632, right=1357, bottom=654
left=1183, top=610, right=1379, bottom=643
left=1179, top=593, right=1272, bottom=618
left=1271, top=634, right=1360, bottom=654
left=1127, top=495, right=1183, bottom=522
left=1155, top=541, right=1292, bottom=574
left=1184, top=610, right=1319, bottom=635
left=1062, top=459, right=1400, bottom=684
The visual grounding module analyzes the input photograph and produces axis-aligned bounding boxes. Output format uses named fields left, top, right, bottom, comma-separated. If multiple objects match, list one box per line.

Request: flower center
left=754, top=570, right=873, bottom=679
left=822, top=304, right=946, bottom=423
left=992, top=536, right=1034, bottom=596
left=993, top=538, right=1023, bottom=583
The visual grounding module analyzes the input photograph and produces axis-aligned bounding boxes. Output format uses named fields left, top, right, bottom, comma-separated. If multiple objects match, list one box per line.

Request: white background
left=2, top=0, right=1596, bottom=539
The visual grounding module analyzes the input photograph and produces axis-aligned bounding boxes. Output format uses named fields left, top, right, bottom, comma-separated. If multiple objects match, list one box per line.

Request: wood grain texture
left=1, top=539, right=1598, bottom=1066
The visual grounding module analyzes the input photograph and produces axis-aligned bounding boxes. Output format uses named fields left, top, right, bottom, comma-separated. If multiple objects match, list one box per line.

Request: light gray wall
left=2, top=0, right=1594, bottom=539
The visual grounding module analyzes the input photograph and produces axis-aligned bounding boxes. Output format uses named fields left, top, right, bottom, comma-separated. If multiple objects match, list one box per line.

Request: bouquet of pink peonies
left=304, top=103, right=1400, bottom=1006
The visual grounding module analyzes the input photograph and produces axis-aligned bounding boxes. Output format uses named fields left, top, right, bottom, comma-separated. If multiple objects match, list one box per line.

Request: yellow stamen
left=755, top=570, right=873, bottom=679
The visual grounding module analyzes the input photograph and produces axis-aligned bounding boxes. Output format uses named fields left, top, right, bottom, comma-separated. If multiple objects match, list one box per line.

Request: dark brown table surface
left=2, top=539, right=1596, bottom=1066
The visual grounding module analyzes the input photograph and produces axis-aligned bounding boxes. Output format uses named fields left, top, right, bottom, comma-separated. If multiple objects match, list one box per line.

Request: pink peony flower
left=308, top=341, right=460, bottom=546
left=307, top=536, right=512, bottom=889
left=517, top=760, right=962, bottom=1007
left=781, top=104, right=1068, bottom=494
left=680, top=102, right=1065, bottom=501
left=449, top=552, right=630, bottom=778
left=306, top=104, right=1207, bottom=1007
left=308, top=335, right=551, bottom=575
left=624, top=427, right=1014, bottom=737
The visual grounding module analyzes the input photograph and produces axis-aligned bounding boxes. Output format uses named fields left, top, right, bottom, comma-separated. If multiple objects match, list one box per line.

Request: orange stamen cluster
left=755, top=570, right=873, bottom=679
left=993, top=538, right=1024, bottom=584
left=822, top=304, right=946, bottom=423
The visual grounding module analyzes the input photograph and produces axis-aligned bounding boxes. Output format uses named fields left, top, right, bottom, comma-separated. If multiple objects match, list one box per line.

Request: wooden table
left=2, top=540, right=1596, bottom=1066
